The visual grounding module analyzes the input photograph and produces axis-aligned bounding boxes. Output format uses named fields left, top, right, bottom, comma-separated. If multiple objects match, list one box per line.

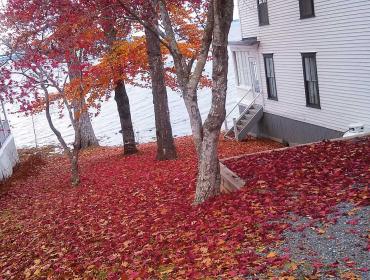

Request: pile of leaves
left=0, top=136, right=368, bottom=279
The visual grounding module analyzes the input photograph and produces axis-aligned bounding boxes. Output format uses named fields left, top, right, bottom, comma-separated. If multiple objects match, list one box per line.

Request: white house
left=225, top=0, right=370, bottom=144
left=0, top=102, right=18, bottom=181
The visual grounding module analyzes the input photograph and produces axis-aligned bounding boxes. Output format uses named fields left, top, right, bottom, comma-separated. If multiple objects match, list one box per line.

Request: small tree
left=0, top=51, right=85, bottom=185
left=1, top=0, right=100, bottom=149
left=0, top=1, right=105, bottom=185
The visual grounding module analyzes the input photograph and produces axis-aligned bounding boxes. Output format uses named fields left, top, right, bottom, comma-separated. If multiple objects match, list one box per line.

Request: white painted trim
left=236, top=85, right=252, bottom=91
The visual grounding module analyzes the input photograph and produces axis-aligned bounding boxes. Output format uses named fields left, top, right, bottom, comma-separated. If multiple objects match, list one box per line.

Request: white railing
left=224, top=87, right=253, bottom=131
left=233, top=92, right=262, bottom=126
left=224, top=90, right=263, bottom=139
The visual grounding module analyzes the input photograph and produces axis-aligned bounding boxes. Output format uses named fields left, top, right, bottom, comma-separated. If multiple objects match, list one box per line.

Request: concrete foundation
left=239, top=105, right=343, bottom=145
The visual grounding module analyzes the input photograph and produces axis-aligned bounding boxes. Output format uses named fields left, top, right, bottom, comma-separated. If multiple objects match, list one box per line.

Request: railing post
left=233, top=117, right=238, bottom=140
left=1, top=100, right=8, bottom=123
left=224, top=118, right=228, bottom=131
left=0, top=120, right=7, bottom=148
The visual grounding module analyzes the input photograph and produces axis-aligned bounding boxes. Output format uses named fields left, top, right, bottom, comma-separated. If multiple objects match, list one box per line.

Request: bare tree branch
left=187, top=0, right=214, bottom=93
left=116, top=0, right=172, bottom=51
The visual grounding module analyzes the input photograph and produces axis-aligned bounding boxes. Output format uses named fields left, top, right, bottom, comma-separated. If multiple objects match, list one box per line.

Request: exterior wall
left=237, top=0, right=370, bottom=133
left=239, top=104, right=343, bottom=144
left=0, top=135, right=18, bottom=181
left=238, top=0, right=259, bottom=39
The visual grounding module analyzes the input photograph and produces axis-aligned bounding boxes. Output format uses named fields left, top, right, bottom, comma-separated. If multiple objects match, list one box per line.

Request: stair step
left=236, top=107, right=264, bottom=141
left=239, top=119, right=249, bottom=126
left=224, top=104, right=264, bottom=141
left=241, top=108, right=259, bottom=116
left=223, top=135, right=235, bottom=140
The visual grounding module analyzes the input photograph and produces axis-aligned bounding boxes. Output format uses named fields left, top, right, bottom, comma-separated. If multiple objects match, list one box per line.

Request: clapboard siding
left=238, top=0, right=258, bottom=38
left=237, top=0, right=370, bottom=132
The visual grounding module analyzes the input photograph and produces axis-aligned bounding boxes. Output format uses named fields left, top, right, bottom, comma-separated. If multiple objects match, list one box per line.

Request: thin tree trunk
left=71, top=120, right=81, bottom=186
left=114, top=80, right=138, bottom=155
left=194, top=0, right=233, bottom=204
left=156, top=0, right=213, bottom=157
left=145, top=26, right=177, bottom=160
left=41, top=83, right=80, bottom=186
left=70, top=150, right=80, bottom=186
left=103, top=24, right=138, bottom=155
left=184, top=88, right=204, bottom=156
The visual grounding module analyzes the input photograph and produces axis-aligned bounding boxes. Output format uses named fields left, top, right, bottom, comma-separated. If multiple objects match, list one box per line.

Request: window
left=302, top=53, right=320, bottom=108
left=233, top=51, right=250, bottom=87
left=263, top=54, right=278, bottom=100
left=249, top=57, right=261, bottom=93
left=299, top=0, right=315, bottom=19
left=257, top=0, right=269, bottom=26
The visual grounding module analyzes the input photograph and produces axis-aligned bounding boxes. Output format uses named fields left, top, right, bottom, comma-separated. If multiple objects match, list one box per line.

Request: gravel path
left=279, top=203, right=370, bottom=279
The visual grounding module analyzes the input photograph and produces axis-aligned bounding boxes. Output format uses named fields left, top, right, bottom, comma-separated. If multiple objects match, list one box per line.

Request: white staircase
left=224, top=90, right=263, bottom=141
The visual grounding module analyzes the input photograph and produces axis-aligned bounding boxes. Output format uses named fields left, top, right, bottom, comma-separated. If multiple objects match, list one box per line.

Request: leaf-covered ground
left=0, top=136, right=368, bottom=279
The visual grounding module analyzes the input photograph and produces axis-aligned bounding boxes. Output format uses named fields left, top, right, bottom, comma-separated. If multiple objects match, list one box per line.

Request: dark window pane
left=258, top=0, right=269, bottom=25
left=264, top=54, right=277, bottom=100
left=269, top=78, right=277, bottom=98
left=302, top=53, right=320, bottom=108
left=300, top=0, right=315, bottom=19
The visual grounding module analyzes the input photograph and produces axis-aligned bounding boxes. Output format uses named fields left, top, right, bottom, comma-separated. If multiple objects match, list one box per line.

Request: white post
left=1, top=99, right=8, bottom=123
left=31, top=113, right=38, bottom=148
left=0, top=107, right=3, bottom=145
left=233, top=117, right=238, bottom=140
left=136, top=131, right=140, bottom=144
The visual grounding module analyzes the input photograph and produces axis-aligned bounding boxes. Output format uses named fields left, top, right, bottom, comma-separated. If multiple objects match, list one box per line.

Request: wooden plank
left=220, top=162, right=246, bottom=193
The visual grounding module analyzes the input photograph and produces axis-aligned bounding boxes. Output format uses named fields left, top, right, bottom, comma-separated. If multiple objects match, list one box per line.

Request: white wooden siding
left=237, top=0, right=370, bottom=132
left=238, top=0, right=259, bottom=38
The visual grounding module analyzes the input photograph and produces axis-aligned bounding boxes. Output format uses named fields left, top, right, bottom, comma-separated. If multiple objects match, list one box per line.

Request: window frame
left=299, top=0, right=315, bottom=19
left=263, top=53, right=278, bottom=101
left=232, top=51, right=240, bottom=86
left=301, top=52, right=321, bottom=109
left=257, top=0, right=270, bottom=26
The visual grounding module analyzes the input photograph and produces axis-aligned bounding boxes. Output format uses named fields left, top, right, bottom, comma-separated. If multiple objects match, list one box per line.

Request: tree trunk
left=67, top=58, right=99, bottom=149
left=184, top=89, right=204, bottom=156
left=194, top=130, right=221, bottom=203
left=79, top=98, right=99, bottom=148
left=114, top=80, right=138, bottom=155
left=42, top=83, right=80, bottom=186
left=145, top=26, right=177, bottom=160
left=70, top=151, right=80, bottom=186
left=194, top=0, right=233, bottom=204
left=71, top=111, right=82, bottom=186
